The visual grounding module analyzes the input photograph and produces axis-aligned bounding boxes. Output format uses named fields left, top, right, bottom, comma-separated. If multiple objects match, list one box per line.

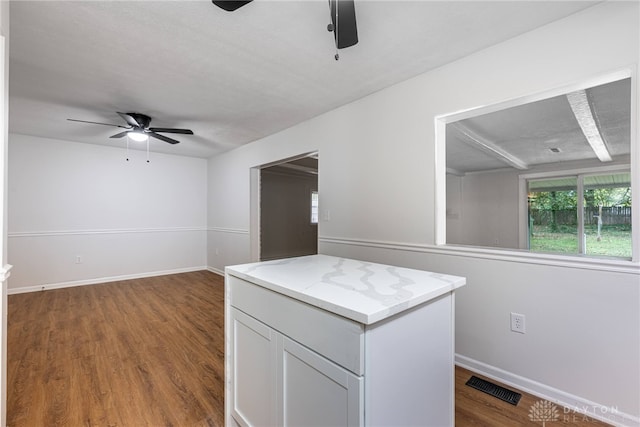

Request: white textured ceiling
left=9, top=0, right=599, bottom=158
left=446, top=78, right=631, bottom=174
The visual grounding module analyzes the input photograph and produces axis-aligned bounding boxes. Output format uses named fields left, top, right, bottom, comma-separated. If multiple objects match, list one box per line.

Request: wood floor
left=455, top=367, right=609, bottom=426
left=8, top=271, right=225, bottom=427
left=7, top=271, right=610, bottom=426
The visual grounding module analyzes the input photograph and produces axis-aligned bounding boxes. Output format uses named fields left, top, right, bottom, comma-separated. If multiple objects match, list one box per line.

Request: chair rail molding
left=9, top=227, right=207, bottom=238
left=0, top=265, right=11, bottom=283
left=318, top=236, right=640, bottom=275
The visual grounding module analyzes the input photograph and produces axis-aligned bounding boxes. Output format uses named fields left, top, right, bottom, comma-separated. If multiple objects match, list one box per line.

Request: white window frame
left=519, top=165, right=631, bottom=257
left=311, top=190, right=319, bottom=224
left=434, top=68, right=639, bottom=266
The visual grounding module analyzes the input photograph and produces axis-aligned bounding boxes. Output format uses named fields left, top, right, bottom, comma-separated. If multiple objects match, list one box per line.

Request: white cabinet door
left=281, top=337, right=363, bottom=427
left=230, top=308, right=278, bottom=427
left=230, top=308, right=363, bottom=427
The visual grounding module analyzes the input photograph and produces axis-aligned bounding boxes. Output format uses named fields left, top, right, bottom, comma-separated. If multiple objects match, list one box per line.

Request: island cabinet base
left=229, top=307, right=364, bottom=427
left=225, top=274, right=456, bottom=427
left=364, top=293, right=454, bottom=426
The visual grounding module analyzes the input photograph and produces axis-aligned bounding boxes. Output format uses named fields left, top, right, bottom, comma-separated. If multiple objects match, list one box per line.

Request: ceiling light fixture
left=566, top=89, right=612, bottom=162
left=128, top=131, right=148, bottom=142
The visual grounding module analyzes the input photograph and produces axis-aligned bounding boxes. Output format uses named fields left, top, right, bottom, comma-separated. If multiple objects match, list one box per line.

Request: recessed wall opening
left=250, top=152, right=319, bottom=262
left=435, top=69, right=637, bottom=262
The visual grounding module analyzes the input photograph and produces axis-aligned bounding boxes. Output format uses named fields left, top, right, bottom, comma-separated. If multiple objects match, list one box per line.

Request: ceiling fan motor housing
left=126, top=113, right=151, bottom=129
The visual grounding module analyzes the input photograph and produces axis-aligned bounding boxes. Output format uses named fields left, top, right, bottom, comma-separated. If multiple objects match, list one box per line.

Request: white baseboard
left=206, top=266, right=225, bottom=277
left=7, top=266, right=209, bottom=295
left=455, top=354, right=639, bottom=427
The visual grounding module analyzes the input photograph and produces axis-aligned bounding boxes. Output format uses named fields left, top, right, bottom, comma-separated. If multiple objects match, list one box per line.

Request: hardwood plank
left=455, top=366, right=611, bottom=426
left=8, top=271, right=225, bottom=427
left=8, top=271, right=612, bottom=426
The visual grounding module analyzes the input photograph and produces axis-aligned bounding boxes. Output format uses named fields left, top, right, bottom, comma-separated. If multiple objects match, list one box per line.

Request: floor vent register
left=465, top=375, right=522, bottom=405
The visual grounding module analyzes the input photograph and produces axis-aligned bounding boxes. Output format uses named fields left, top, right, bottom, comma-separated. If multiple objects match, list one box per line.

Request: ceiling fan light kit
left=127, top=131, right=148, bottom=142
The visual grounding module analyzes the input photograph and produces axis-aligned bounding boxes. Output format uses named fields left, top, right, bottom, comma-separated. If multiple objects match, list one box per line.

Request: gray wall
left=260, top=166, right=317, bottom=260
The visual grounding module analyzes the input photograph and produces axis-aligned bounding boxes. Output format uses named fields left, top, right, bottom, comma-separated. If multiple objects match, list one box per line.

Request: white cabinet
left=225, top=255, right=465, bottom=427
left=230, top=308, right=278, bottom=426
left=281, top=337, right=363, bottom=427
left=229, top=306, right=363, bottom=427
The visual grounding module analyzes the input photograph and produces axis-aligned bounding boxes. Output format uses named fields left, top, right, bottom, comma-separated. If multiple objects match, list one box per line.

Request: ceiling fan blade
left=110, top=131, right=129, bottom=139
left=212, top=1, right=253, bottom=12
left=67, top=118, right=128, bottom=129
left=329, top=0, right=358, bottom=49
left=149, top=132, right=180, bottom=145
left=117, top=112, right=142, bottom=128
left=149, top=127, right=194, bottom=135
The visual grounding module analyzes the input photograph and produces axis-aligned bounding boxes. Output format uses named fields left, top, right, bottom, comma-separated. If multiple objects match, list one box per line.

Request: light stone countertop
left=225, top=254, right=466, bottom=325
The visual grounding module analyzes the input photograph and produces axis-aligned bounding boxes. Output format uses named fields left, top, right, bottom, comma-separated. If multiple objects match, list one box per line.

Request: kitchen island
left=225, top=254, right=466, bottom=427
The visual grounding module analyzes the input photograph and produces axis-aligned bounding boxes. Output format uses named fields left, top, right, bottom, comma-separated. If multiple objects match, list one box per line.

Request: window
left=527, top=170, right=631, bottom=258
left=441, top=72, right=635, bottom=261
left=528, top=176, right=579, bottom=254
left=311, top=191, right=319, bottom=224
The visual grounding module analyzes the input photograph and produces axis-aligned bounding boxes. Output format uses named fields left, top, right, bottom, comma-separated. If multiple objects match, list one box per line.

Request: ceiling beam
left=566, top=89, right=612, bottom=162
left=449, top=122, right=529, bottom=170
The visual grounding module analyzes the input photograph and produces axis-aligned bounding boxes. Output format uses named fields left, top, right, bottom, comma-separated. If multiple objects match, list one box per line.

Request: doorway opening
left=250, top=153, right=319, bottom=262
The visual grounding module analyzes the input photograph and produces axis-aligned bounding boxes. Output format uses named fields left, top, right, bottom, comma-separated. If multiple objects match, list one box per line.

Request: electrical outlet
left=510, top=312, right=526, bottom=334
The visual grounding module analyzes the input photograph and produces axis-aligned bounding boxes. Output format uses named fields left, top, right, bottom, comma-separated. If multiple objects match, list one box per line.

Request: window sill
left=440, top=243, right=639, bottom=274
left=319, top=236, right=640, bottom=275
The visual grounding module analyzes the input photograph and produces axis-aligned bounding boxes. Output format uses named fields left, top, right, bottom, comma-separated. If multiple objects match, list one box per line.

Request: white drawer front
left=228, top=275, right=364, bottom=375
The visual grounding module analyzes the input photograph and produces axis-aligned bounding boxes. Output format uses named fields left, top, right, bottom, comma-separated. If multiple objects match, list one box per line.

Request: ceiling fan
left=67, top=112, right=193, bottom=145
left=211, top=0, right=358, bottom=56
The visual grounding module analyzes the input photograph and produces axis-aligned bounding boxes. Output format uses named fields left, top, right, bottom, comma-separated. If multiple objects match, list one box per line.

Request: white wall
left=207, top=2, right=640, bottom=425
left=8, top=134, right=207, bottom=291
left=449, top=169, right=520, bottom=249
left=0, top=3, right=9, bottom=426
